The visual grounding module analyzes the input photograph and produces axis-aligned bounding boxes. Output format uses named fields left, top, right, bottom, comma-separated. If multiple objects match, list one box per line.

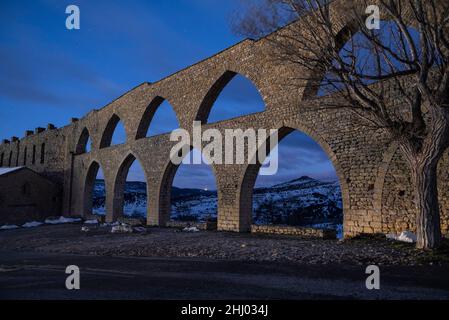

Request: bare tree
left=233, top=0, right=449, bottom=249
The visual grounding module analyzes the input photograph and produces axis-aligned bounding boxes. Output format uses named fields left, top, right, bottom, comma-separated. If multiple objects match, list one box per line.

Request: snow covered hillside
left=92, top=176, right=343, bottom=231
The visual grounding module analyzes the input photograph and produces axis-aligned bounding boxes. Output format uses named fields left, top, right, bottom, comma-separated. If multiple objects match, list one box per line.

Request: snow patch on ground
left=0, top=224, right=19, bottom=230
left=45, top=216, right=82, bottom=225
left=183, top=226, right=200, bottom=233
left=2, top=216, right=83, bottom=231
left=387, top=231, right=417, bottom=243
left=22, top=221, right=43, bottom=228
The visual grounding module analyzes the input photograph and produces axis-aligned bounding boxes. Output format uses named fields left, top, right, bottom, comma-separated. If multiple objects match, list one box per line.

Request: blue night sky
left=0, top=0, right=337, bottom=189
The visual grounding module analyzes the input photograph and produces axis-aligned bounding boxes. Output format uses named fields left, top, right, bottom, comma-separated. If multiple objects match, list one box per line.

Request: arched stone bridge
left=1, top=0, right=448, bottom=237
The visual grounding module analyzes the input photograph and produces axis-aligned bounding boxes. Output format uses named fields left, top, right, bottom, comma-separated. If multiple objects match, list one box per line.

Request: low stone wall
left=166, top=220, right=218, bottom=231
left=251, top=224, right=337, bottom=239
left=117, top=217, right=146, bottom=226
left=84, top=214, right=105, bottom=223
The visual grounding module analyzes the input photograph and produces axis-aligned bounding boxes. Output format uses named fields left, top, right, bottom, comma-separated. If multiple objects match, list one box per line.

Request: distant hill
left=92, top=176, right=343, bottom=233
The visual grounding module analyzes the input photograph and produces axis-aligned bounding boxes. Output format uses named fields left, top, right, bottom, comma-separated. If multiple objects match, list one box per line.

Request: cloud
left=0, top=78, right=64, bottom=105
left=0, top=45, right=123, bottom=108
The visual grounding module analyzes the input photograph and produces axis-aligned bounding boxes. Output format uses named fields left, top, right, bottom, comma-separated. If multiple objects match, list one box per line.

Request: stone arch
left=156, top=147, right=219, bottom=226
left=135, top=96, right=180, bottom=139
left=82, top=160, right=103, bottom=217
left=195, top=70, right=267, bottom=124
left=377, top=144, right=449, bottom=235
left=301, top=23, right=358, bottom=100
left=99, top=114, right=127, bottom=149
left=75, top=128, right=91, bottom=154
left=111, top=153, right=148, bottom=221
left=238, top=124, right=350, bottom=232
left=373, top=142, right=399, bottom=214
left=300, top=1, right=420, bottom=100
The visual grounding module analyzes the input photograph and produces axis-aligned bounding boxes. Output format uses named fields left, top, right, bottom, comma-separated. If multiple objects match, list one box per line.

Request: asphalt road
left=1, top=250, right=449, bottom=300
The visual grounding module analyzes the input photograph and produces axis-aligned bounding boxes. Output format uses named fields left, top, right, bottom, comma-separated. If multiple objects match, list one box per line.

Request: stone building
left=0, top=167, right=61, bottom=225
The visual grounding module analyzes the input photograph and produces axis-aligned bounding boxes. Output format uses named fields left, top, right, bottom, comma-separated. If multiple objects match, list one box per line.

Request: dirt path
left=0, top=224, right=446, bottom=265
left=1, top=224, right=449, bottom=299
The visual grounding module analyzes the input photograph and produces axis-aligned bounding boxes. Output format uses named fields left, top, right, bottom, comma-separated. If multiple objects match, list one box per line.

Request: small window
left=40, top=143, right=46, bottom=164
left=23, top=147, right=27, bottom=166
left=0, top=153, right=3, bottom=167
left=22, top=183, right=31, bottom=196
left=32, top=145, right=36, bottom=165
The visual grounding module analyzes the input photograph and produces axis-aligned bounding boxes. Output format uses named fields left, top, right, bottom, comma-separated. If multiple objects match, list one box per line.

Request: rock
left=81, top=226, right=90, bottom=232
left=398, top=231, right=417, bottom=243
left=183, top=226, right=200, bottom=233
left=111, top=223, right=133, bottom=234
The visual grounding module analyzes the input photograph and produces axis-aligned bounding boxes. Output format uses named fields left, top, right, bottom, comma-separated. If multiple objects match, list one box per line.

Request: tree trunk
left=411, top=162, right=442, bottom=249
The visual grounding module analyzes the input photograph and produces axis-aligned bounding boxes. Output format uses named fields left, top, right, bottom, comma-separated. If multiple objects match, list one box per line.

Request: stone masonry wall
left=251, top=225, right=337, bottom=239
left=380, top=150, right=449, bottom=236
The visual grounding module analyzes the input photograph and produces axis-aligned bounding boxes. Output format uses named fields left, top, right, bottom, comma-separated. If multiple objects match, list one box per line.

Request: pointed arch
left=135, top=96, right=180, bottom=139
left=238, top=125, right=349, bottom=233
left=100, top=114, right=127, bottom=148
left=75, top=128, right=91, bottom=154
left=373, top=142, right=399, bottom=214
left=195, top=71, right=266, bottom=124
left=136, top=96, right=164, bottom=139
left=300, top=5, right=422, bottom=100
left=157, top=147, right=218, bottom=226
left=83, top=161, right=102, bottom=217
left=302, top=23, right=357, bottom=99
left=111, top=153, right=147, bottom=220
left=158, top=153, right=187, bottom=224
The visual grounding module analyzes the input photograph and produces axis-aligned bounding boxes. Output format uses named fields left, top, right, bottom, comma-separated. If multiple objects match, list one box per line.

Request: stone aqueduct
left=0, top=0, right=448, bottom=238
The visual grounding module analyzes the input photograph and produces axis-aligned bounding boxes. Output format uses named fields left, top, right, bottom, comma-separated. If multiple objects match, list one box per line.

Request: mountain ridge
left=92, top=175, right=343, bottom=235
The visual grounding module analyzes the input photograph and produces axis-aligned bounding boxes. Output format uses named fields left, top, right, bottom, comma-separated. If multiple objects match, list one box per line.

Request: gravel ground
left=1, top=223, right=448, bottom=266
